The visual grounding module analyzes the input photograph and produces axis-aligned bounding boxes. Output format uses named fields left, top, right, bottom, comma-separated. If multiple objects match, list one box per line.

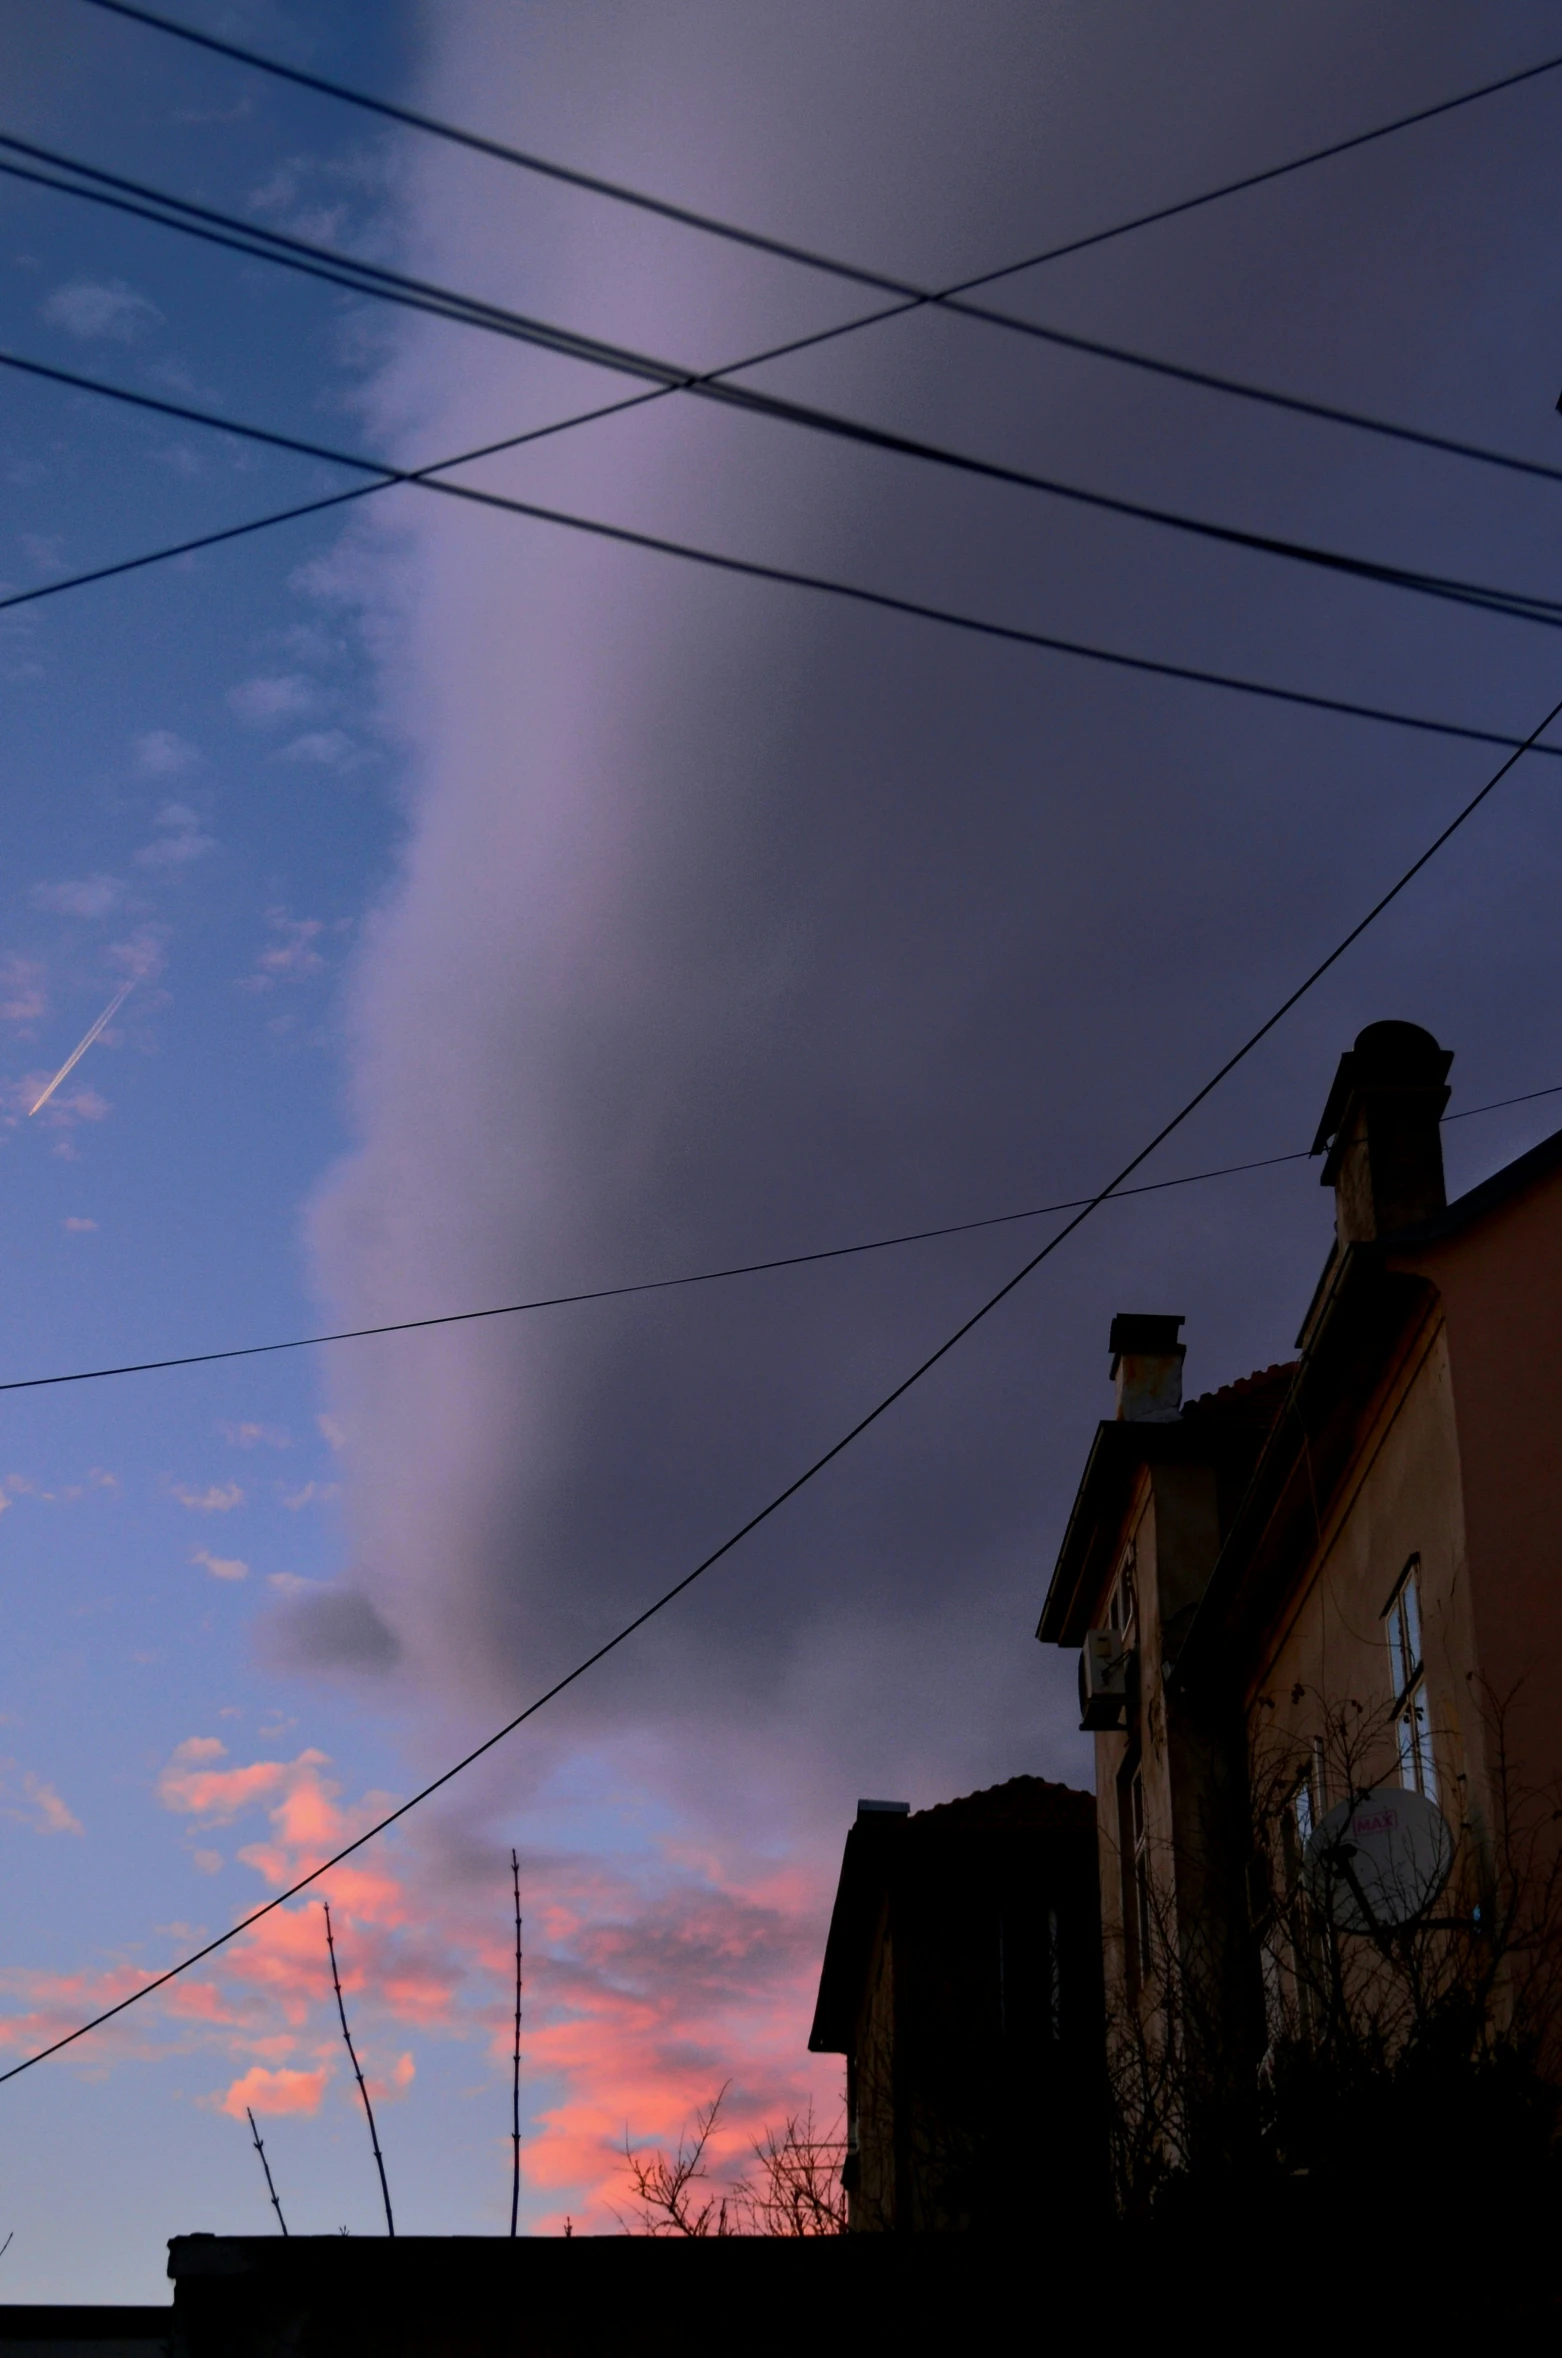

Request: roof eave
left=1171, top=1249, right=1435, bottom=1694
left=807, top=1819, right=899, bottom=2054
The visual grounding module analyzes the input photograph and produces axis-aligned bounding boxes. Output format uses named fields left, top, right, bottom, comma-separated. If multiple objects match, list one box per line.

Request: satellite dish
left=1304, top=1785, right=1453, bottom=1932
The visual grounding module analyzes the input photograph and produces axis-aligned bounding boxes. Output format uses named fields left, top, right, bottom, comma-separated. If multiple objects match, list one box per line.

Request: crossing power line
left=3, top=680, right=1560, bottom=2086
left=3, top=140, right=1560, bottom=634
left=0, top=1084, right=1556, bottom=1401
left=74, top=0, right=1562, bottom=308
left=8, top=121, right=1562, bottom=508
left=7, top=346, right=1562, bottom=769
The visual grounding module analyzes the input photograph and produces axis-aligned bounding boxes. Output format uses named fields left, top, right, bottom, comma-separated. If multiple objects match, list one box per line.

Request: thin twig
left=323, top=1902, right=395, bottom=2236
left=245, top=2106, right=289, bottom=2235
left=510, top=1849, right=523, bottom=2238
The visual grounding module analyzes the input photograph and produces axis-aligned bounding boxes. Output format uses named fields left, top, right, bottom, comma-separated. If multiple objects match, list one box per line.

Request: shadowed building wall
left=808, top=1778, right=1103, bottom=2233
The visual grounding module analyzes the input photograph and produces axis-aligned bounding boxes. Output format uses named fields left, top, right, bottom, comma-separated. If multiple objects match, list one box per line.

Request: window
left=1109, top=1545, right=1137, bottom=1642
left=1292, top=1737, right=1326, bottom=1857
left=1129, top=1767, right=1152, bottom=1974
left=1385, top=1557, right=1436, bottom=1803
left=1276, top=1739, right=1327, bottom=2044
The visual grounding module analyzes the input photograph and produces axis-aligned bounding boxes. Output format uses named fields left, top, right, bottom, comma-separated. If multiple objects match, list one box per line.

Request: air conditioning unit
left=1079, top=1628, right=1130, bottom=1730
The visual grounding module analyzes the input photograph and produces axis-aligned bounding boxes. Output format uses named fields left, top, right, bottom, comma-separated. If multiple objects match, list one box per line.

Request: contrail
left=28, top=979, right=135, bottom=1116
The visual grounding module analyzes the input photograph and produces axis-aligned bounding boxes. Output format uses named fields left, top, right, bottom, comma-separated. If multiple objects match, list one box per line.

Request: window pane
left=1401, top=1574, right=1423, bottom=1675
left=1294, top=1780, right=1313, bottom=1849
left=1397, top=1709, right=1417, bottom=1791
left=1411, top=1687, right=1437, bottom=1804
left=1387, top=1601, right=1407, bottom=1700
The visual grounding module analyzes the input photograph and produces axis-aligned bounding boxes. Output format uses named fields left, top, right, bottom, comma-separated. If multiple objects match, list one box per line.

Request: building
left=1037, top=1019, right=1562, bottom=2162
left=808, top=1778, right=1103, bottom=2232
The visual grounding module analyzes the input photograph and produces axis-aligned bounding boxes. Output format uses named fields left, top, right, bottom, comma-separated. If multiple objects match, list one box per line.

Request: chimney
left=1109, top=1313, right=1185, bottom=1422
left=1311, top=1021, right=1453, bottom=1245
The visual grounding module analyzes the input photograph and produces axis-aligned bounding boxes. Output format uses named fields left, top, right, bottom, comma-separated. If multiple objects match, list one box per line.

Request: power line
left=8, top=347, right=1562, bottom=768
left=4, top=680, right=1559, bottom=2086
left=2, top=1083, right=1556, bottom=1402
left=72, top=0, right=1562, bottom=308
left=6, top=129, right=1562, bottom=517
left=4, top=145, right=1559, bottom=632
left=52, top=13, right=1562, bottom=500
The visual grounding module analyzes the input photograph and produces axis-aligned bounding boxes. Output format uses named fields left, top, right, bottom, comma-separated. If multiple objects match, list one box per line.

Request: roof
left=1183, top=1363, right=1298, bottom=1417
left=1170, top=1123, right=1562, bottom=1693
left=807, top=1779, right=1093, bottom=2054
left=908, top=1774, right=1099, bottom=1836
left=1387, top=1120, right=1562, bottom=1251
left=1035, top=1368, right=1292, bottom=1649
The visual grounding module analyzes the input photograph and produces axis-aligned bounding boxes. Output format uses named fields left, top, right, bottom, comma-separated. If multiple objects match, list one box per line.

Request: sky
left=2, top=0, right=1562, bottom=2300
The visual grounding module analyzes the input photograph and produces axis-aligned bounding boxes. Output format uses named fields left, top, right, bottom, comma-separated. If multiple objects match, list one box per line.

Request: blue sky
left=4, top=0, right=1562, bottom=2302
left=0, top=0, right=500, bottom=2287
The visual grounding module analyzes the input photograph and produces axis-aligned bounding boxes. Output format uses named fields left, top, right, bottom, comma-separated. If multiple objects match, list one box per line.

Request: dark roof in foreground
left=808, top=1777, right=1094, bottom=2054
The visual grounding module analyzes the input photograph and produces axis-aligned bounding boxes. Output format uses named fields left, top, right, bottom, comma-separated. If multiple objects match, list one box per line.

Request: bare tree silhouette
left=619, top=2086, right=847, bottom=2237
left=510, top=1849, right=523, bottom=2238
left=245, top=2105, right=289, bottom=2235
left=324, top=1901, right=395, bottom=2237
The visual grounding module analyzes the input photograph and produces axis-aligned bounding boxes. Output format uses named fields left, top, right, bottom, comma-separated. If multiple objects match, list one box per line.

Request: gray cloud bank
left=291, top=0, right=1562, bottom=1845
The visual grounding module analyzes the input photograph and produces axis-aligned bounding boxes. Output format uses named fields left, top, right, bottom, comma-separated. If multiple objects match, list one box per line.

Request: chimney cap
left=1311, top=1021, right=1452, bottom=1157
left=1108, top=1313, right=1184, bottom=1370
left=855, top=1798, right=909, bottom=1819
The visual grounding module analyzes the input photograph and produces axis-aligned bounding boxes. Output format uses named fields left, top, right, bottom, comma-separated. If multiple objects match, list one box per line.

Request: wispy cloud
left=134, top=820, right=214, bottom=877
left=246, top=150, right=387, bottom=249
left=278, top=729, right=363, bottom=771
left=0, top=956, right=45, bottom=1026
left=229, top=675, right=318, bottom=728
left=133, top=730, right=200, bottom=778
left=23, top=1775, right=83, bottom=1836
left=242, top=912, right=326, bottom=993
left=193, top=1548, right=249, bottom=1583
left=8, top=1077, right=109, bottom=1130
left=30, top=876, right=121, bottom=919
left=43, top=277, right=162, bottom=343
left=18, top=532, right=68, bottom=576
left=62, top=1216, right=97, bottom=1234
left=280, top=1481, right=339, bottom=1512
left=172, top=1482, right=244, bottom=1513
left=219, top=1423, right=291, bottom=1450
left=0, top=1765, right=83, bottom=1837
left=107, top=928, right=167, bottom=984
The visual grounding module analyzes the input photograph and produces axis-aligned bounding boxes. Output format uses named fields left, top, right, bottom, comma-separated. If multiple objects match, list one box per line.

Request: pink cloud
left=22, top=1774, right=82, bottom=1837
left=157, top=1739, right=331, bottom=1825
left=0, top=1729, right=842, bottom=2233
left=221, top=2064, right=330, bottom=2119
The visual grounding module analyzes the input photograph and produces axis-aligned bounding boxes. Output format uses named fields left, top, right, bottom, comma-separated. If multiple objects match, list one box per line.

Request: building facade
left=1038, top=1021, right=1562, bottom=2159
left=808, top=1779, right=1103, bottom=2232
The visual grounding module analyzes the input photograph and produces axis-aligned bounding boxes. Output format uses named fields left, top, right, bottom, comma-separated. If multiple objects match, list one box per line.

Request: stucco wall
left=1244, top=1319, right=1478, bottom=1817
left=1092, top=1473, right=1151, bottom=2019
left=1406, top=1165, right=1562, bottom=1806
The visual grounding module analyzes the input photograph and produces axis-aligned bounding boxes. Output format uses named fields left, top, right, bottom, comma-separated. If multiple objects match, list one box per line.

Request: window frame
left=1128, top=1764, right=1152, bottom=1984
left=1383, top=1555, right=1437, bottom=1803
left=1108, top=1543, right=1138, bottom=1645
